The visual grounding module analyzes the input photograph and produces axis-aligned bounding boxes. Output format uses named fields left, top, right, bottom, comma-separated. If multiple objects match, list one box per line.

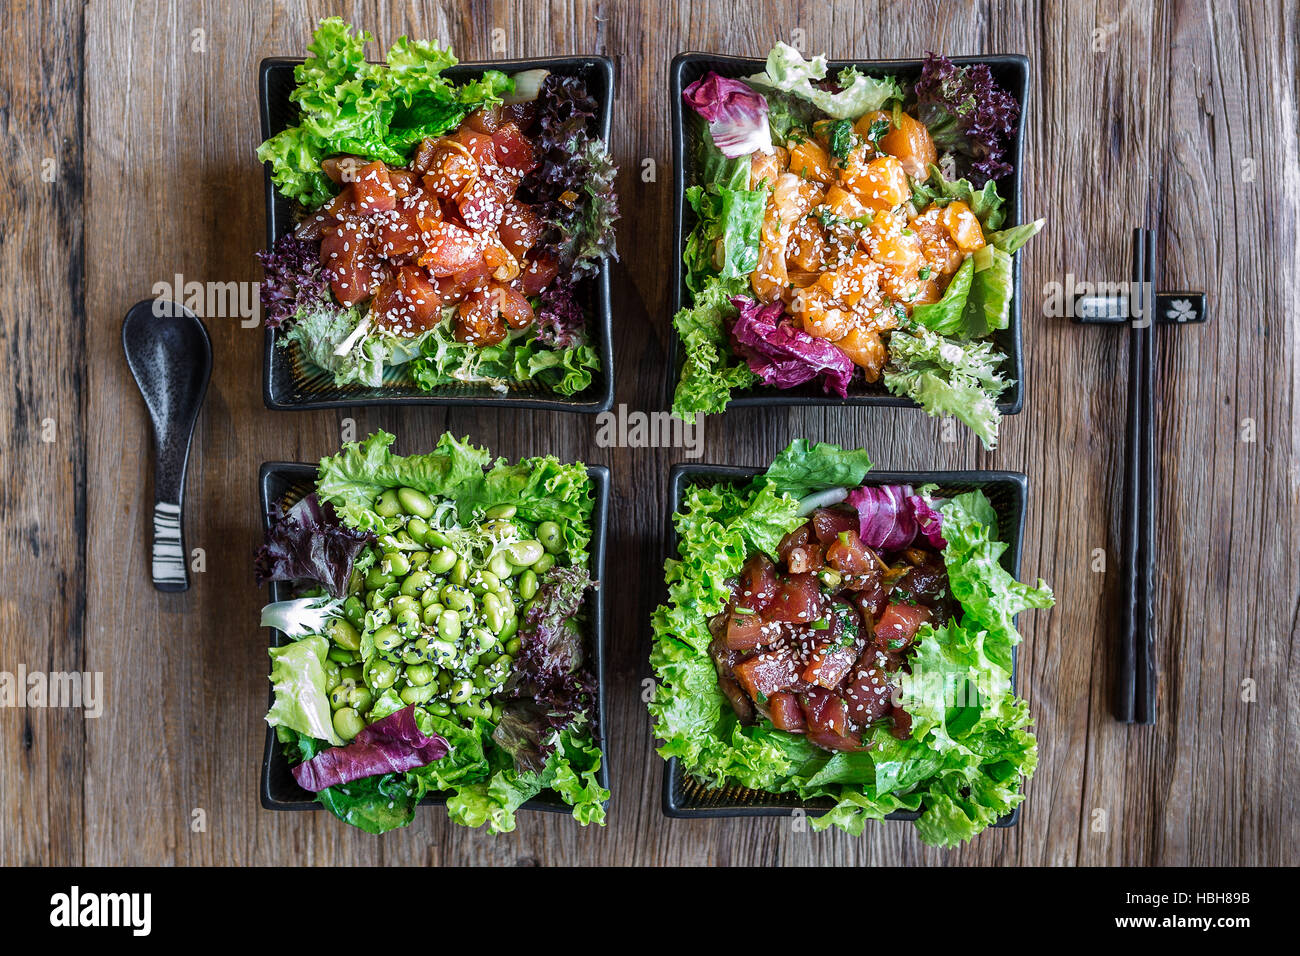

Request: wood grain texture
left=0, top=0, right=1293, bottom=865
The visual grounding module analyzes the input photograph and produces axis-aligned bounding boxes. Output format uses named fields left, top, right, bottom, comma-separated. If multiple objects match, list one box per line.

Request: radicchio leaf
left=682, top=72, right=773, bottom=158
left=254, top=492, right=375, bottom=598
left=728, top=295, right=854, bottom=396
left=291, top=706, right=449, bottom=792
left=846, top=484, right=948, bottom=551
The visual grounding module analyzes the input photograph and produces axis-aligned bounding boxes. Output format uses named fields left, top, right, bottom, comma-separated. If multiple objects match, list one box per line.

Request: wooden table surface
left=2, top=0, right=1295, bottom=867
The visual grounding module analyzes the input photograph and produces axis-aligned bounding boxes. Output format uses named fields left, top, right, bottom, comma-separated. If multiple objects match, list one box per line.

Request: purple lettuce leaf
left=291, top=706, right=449, bottom=792
left=254, top=492, right=375, bottom=598
left=533, top=276, right=588, bottom=348
left=518, top=74, right=619, bottom=275
left=496, top=565, right=597, bottom=772
left=847, top=485, right=948, bottom=551
left=728, top=295, right=855, bottom=397
left=682, top=72, right=773, bottom=158
left=914, top=53, right=1020, bottom=186
left=255, top=232, right=330, bottom=330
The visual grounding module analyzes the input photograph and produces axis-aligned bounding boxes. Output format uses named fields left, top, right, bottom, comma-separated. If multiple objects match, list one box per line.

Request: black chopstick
left=1117, top=229, right=1144, bottom=722
left=1135, top=225, right=1157, bottom=724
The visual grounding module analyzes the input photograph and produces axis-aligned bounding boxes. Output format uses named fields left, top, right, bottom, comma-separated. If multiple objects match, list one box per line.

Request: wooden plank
left=0, top=0, right=87, bottom=867
left=37, top=0, right=1296, bottom=866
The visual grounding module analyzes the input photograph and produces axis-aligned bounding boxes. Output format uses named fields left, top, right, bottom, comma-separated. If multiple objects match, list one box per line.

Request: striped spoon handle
left=151, top=499, right=188, bottom=591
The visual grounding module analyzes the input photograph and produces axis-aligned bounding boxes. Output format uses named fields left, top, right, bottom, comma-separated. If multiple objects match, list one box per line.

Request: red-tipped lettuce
left=914, top=53, right=1020, bottom=187
left=291, top=705, right=449, bottom=792
left=728, top=296, right=854, bottom=396
left=683, top=72, right=773, bottom=158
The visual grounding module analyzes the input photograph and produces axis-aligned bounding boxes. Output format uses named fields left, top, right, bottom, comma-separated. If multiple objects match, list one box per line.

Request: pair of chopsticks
left=1118, top=225, right=1157, bottom=724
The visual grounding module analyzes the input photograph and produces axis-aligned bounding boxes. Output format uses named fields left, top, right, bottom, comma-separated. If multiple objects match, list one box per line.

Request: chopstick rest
left=1070, top=233, right=1207, bottom=724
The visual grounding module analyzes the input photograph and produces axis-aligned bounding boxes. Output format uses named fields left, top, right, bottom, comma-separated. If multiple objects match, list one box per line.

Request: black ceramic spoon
left=122, top=299, right=212, bottom=592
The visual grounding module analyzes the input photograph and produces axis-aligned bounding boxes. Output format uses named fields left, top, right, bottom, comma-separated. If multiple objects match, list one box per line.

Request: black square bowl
left=660, top=462, right=1027, bottom=828
left=667, top=52, right=1029, bottom=414
left=258, top=461, right=610, bottom=819
left=259, top=55, right=616, bottom=412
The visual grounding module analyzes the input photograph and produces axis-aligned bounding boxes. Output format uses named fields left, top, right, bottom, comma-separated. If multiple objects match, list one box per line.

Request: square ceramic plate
left=258, top=461, right=609, bottom=816
left=660, top=462, right=1026, bottom=826
left=667, top=52, right=1029, bottom=412
left=259, top=55, right=616, bottom=412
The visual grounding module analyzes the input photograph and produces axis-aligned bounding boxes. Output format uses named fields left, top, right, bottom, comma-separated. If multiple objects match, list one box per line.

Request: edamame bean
left=401, top=570, right=432, bottom=596
left=423, top=527, right=450, bottom=548
left=390, top=594, right=418, bottom=614
left=408, top=550, right=430, bottom=569
left=485, top=503, right=517, bottom=519
left=422, top=603, right=444, bottom=627
left=518, top=569, right=539, bottom=601
left=395, top=607, right=421, bottom=632
left=365, top=567, right=395, bottom=590
left=327, top=646, right=357, bottom=664
left=429, top=547, right=457, bottom=574
left=537, top=520, right=563, bottom=554
left=375, top=490, right=402, bottom=518
left=482, top=519, right=516, bottom=536
left=491, top=702, right=504, bottom=723
left=429, top=640, right=458, bottom=666
left=400, top=683, right=436, bottom=705
left=381, top=551, right=410, bottom=577
left=373, top=625, right=404, bottom=654
left=488, top=552, right=515, bottom=580
left=348, top=685, right=372, bottom=712
left=420, top=586, right=443, bottom=607
left=448, top=679, right=474, bottom=704
left=457, top=699, right=492, bottom=720
left=427, top=700, right=453, bottom=717
left=405, top=663, right=435, bottom=686
left=343, top=595, right=365, bottom=628
left=329, top=681, right=355, bottom=709
left=324, top=664, right=341, bottom=693
left=475, top=570, right=501, bottom=594
left=397, top=487, right=435, bottom=519
left=441, top=585, right=473, bottom=611
left=498, top=615, right=518, bottom=643
left=533, top=553, right=556, bottom=574
left=483, top=600, right=506, bottom=635
left=436, top=671, right=453, bottom=693
left=504, top=636, right=522, bottom=656
left=366, top=660, right=399, bottom=689
left=450, top=557, right=470, bottom=587
left=468, top=626, right=497, bottom=655
left=327, top=617, right=361, bottom=650
left=506, top=539, right=544, bottom=567
left=437, top=609, right=462, bottom=642
left=333, top=707, right=365, bottom=740
left=406, top=517, right=430, bottom=543
left=365, top=589, right=388, bottom=611
left=341, top=663, right=364, bottom=682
